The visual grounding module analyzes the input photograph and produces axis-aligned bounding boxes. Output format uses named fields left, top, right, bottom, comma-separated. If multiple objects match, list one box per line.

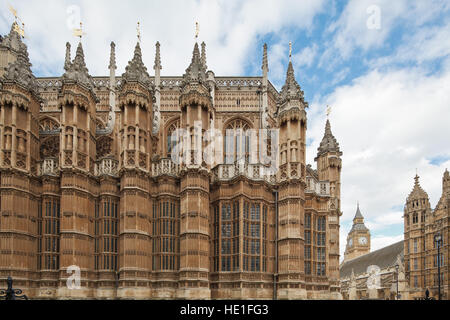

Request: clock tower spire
left=344, top=203, right=371, bottom=262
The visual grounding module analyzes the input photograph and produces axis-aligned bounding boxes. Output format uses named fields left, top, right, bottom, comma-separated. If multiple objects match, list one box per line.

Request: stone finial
left=122, top=42, right=151, bottom=86
left=109, top=41, right=116, bottom=71
left=154, top=41, right=161, bottom=71
left=201, top=41, right=207, bottom=69
left=317, top=119, right=341, bottom=157
left=63, top=42, right=95, bottom=89
left=407, top=174, right=429, bottom=201
left=279, top=61, right=303, bottom=102
left=183, top=42, right=206, bottom=83
left=64, top=42, right=71, bottom=71
left=2, top=22, right=39, bottom=97
left=1, top=22, right=27, bottom=55
left=262, top=43, right=268, bottom=72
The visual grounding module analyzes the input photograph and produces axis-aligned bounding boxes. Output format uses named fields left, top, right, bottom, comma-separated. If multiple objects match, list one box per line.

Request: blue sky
left=1, top=0, right=450, bottom=257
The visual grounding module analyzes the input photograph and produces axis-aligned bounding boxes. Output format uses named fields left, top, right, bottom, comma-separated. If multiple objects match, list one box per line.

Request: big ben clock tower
left=344, top=203, right=371, bottom=262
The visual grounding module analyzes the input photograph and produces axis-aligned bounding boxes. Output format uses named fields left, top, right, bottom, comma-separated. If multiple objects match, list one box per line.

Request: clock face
left=359, top=237, right=367, bottom=245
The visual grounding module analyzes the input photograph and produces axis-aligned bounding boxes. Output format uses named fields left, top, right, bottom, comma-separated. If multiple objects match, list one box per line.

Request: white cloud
left=366, top=211, right=404, bottom=232
left=320, top=0, right=450, bottom=68
left=292, top=44, right=318, bottom=68
left=370, top=18, right=450, bottom=68
left=310, top=61, right=450, bottom=258
left=371, top=234, right=404, bottom=252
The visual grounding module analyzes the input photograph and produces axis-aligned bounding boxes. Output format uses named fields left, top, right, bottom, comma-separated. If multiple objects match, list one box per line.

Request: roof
left=306, top=164, right=318, bottom=180
left=354, top=204, right=363, bottom=219
left=317, top=119, right=341, bottom=157
left=340, top=241, right=404, bottom=279
left=407, top=175, right=429, bottom=201
left=349, top=204, right=368, bottom=232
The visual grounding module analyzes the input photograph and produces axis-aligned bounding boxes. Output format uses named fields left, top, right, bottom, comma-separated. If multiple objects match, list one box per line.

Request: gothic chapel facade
left=0, top=23, right=343, bottom=299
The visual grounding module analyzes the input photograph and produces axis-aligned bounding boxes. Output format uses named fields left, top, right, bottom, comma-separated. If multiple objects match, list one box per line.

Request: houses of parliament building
left=0, top=22, right=343, bottom=299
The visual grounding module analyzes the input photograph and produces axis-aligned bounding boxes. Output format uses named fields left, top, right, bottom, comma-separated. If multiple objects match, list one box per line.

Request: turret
left=179, top=41, right=213, bottom=168
left=153, top=41, right=161, bottom=135
left=261, top=43, right=269, bottom=129
left=404, top=174, right=431, bottom=227
left=177, top=40, right=213, bottom=299
left=443, top=169, right=449, bottom=196
left=344, top=203, right=370, bottom=262
left=277, top=51, right=307, bottom=182
left=0, top=22, right=42, bottom=292
left=315, top=120, right=342, bottom=186
left=116, top=37, right=154, bottom=298
left=59, top=41, right=98, bottom=172
left=0, top=22, right=27, bottom=78
left=274, top=44, right=308, bottom=299
left=0, top=21, right=40, bottom=173
left=118, top=41, right=153, bottom=171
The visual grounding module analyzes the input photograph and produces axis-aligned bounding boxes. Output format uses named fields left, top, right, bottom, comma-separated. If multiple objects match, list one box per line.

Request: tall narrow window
left=167, top=119, right=180, bottom=158
left=224, top=119, right=251, bottom=164
left=42, top=197, right=60, bottom=270
left=101, top=197, right=119, bottom=271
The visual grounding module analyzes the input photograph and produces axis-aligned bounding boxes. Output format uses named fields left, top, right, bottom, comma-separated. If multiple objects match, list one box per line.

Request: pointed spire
left=350, top=203, right=368, bottom=232
left=154, top=41, right=161, bottom=71
left=354, top=202, right=363, bottom=219
left=201, top=41, right=207, bottom=69
left=63, top=42, right=94, bottom=89
left=153, top=42, right=161, bottom=135
left=262, top=43, right=268, bottom=72
left=109, top=41, right=116, bottom=71
left=183, top=42, right=206, bottom=83
left=279, top=58, right=304, bottom=105
left=317, top=119, right=341, bottom=157
left=64, top=42, right=71, bottom=71
left=408, top=173, right=429, bottom=200
left=122, top=41, right=151, bottom=86
left=443, top=169, right=450, bottom=195
left=414, top=174, right=420, bottom=186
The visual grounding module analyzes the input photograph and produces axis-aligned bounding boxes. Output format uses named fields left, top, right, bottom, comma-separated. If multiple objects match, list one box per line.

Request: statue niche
left=40, top=136, right=60, bottom=159
left=96, top=136, right=113, bottom=159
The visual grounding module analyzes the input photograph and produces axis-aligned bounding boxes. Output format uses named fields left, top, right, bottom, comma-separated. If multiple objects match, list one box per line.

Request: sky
left=1, top=0, right=450, bottom=259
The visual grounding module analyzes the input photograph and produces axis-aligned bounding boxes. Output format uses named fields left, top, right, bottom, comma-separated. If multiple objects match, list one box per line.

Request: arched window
left=166, top=119, right=180, bottom=158
left=224, top=118, right=251, bottom=164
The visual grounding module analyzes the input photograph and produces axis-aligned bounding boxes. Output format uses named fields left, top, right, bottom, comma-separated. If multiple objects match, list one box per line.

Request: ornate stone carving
left=40, top=158, right=59, bottom=176
left=2, top=23, right=40, bottom=97
left=96, top=136, right=113, bottom=159
left=122, top=42, right=151, bottom=86
left=182, top=42, right=207, bottom=85
left=98, top=157, right=118, bottom=177
left=62, top=42, right=95, bottom=90
left=39, top=118, right=60, bottom=134
left=40, top=136, right=60, bottom=159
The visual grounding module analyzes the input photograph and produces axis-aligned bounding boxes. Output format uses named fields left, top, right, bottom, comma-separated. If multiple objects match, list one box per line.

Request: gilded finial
left=195, top=22, right=199, bottom=40
left=137, top=21, right=141, bottom=43
left=8, top=3, right=26, bottom=39
left=73, top=22, right=86, bottom=42
left=326, top=105, right=332, bottom=118
left=8, top=3, right=18, bottom=20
